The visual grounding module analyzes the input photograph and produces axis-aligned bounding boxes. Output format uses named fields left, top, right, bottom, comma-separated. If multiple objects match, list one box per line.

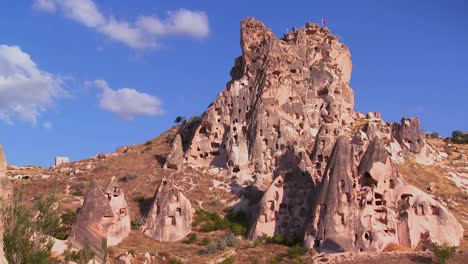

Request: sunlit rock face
left=183, top=18, right=355, bottom=179
left=142, top=178, right=193, bottom=242
left=164, top=17, right=462, bottom=252
left=68, top=177, right=130, bottom=258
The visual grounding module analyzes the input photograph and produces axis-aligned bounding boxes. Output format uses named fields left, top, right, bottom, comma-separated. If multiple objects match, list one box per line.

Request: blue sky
left=0, top=0, right=467, bottom=167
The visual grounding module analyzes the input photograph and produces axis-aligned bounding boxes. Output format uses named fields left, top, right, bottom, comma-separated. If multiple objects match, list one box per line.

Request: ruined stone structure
left=166, top=18, right=463, bottom=252
left=142, top=178, right=193, bottom=242
left=54, top=156, right=69, bottom=166
left=68, top=177, right=130, bottom=258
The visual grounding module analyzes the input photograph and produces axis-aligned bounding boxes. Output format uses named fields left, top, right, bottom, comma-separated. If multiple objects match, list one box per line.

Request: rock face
left=166, top=18, right=463, bottom=252
left=183, top=18, right=354, bottom=178
left=143, top=178, right=193, bottom=241
left=68, top=177, right=130, bottom=258
left=303, top=136, right=463, bottom=252
left=164, top=134, right=184, bottom=170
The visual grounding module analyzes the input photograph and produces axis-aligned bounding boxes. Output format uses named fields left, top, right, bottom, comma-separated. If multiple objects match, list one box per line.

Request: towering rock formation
left=68, top=177, right=130, bottom=258
left=166, top=17, right=463, bottom=252
left=143, top=178, right=193, bottom=242
left=183, top=18, right=354, bottom=178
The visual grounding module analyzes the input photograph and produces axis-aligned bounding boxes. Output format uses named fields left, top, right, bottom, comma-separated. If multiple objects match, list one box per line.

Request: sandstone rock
left=68, top=177, right=130, bottom=259
left=164, top=134, right=184, bottom=170
left=428, top=182, right=435, bottom=192
left=142, top=178, right=193, bottom=241
left=0, top=145, right=6, bottom=173
left=118, top=252, right=134, bottom=264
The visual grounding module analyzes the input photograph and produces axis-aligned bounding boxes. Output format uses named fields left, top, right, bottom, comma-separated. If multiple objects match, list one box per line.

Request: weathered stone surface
left=165, top=17, right=462, bottom=252
left=303, top=137, right=463, bottom=252
left=68, top=177, right=130, bottom=258
left=392, top=118, right=425, bottom=154
left=164, top=134, right=184, bottom=170
left=183, top=18, right=354, bottom=179
left=249, top=145, right=317, bottom=239
left=0, top=145, right=6, bottom=173
left=143, top=178, right=193, bottom=242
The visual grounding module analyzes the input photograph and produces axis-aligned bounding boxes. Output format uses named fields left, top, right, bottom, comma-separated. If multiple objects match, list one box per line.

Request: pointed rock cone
left=68, top=178, right=130, bottom=259
left=142, top=178, right=193, bottom=242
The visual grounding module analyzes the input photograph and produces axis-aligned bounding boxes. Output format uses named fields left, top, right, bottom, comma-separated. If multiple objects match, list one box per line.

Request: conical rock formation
left=142, top=178, right=193, bottom=242
left=68, top=177, right=130, bottom=258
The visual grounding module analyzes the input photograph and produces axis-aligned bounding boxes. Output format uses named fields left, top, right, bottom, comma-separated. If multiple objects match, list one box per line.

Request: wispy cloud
left=92, top=80, right=163, bottom=119
left=0, top=45, right=66, bottom=125
left=33, top=0, right=210, bottom=49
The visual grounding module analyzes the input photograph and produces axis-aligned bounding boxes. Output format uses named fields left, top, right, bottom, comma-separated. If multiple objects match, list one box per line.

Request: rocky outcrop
left=183, top=18, right=354, bottom=179
left=104, top=177, right=131, bottom=246
left=302, top=137, right=463, bottom=252
left=249, top=145, right=317, bottom=239
left=164, top=134, right=184, bottom=170
left=143, top=178, right=193, bottom=242
left=165, top=18, right=462, bottom=252
left=68, top=178, right=130, bottom=258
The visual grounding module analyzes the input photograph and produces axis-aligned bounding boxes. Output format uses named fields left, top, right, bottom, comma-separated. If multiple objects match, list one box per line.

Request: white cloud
left=43, top=121, right=52, bottom=129
left=33, top=0, right=210, bottom=49
left=0, top=45, right=65, bottom=125
left=93, top=80, right=163, bottom=119
left=33, top=0, right=56, bottom=12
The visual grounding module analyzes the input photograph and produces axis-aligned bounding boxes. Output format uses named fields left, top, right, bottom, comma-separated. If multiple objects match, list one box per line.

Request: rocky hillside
left=2, top=18, right=467, bottom=263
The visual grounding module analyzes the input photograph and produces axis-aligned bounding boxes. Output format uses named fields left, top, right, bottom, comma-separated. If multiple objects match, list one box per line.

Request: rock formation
left=68, top=177, right=130, bottom=258
left=182, top=18, right=354, bottom=178
left=165, top=18, right=463, bottom=252
left=164, top=134, right=184, bottom=170
left=142, top=178, right=193, bottom=242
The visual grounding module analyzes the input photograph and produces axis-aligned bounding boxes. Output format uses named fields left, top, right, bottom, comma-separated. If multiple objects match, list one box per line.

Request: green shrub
left=217, top=239, right=227, bottom=250
left=144, top=140, right=153, bottom=146
left=174, top=116, right=185, bottom=124
left=102, top=239, right=108, bottom=264
left=287, top=244, right=307, bottom=257
left=429, top=132, right=440, bottom=138
left=71, top=188, right=84, bottom=196
left=270, top=254, right=285, bottom=264
left=61, top=210, right=78, bottom=227
left=169, top=259, right=183, bottom=264
left=219, top=256, right=235, bottom=264
left=184, top=233, right=197, bottom=244
left=1, top=192, right=54, bottom=264
left=224, top=233, right=237, bottom=247
left=120, top=173, right=138, bottom=182
left=451, top=130, right=468, bottom=144
left=432, top=243, right=456, bottom=264
left=167, top=134, right=176, bottom=144
left=200, top=237, right=210, bottom=246
left=131, top=216, right=145, bottom=230
left=206, top=242, right=218, bottom=254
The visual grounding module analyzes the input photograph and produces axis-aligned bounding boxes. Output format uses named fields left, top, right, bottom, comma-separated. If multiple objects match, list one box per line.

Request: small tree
left=175, top=116, right=185, bottom=124
left=430, top=132, right=440, bottom=139
left=1, top=192, right=54, bottom=264
left=432, top=243, right=456, bottom=264
left=452, top=130, right=463, bottom=138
